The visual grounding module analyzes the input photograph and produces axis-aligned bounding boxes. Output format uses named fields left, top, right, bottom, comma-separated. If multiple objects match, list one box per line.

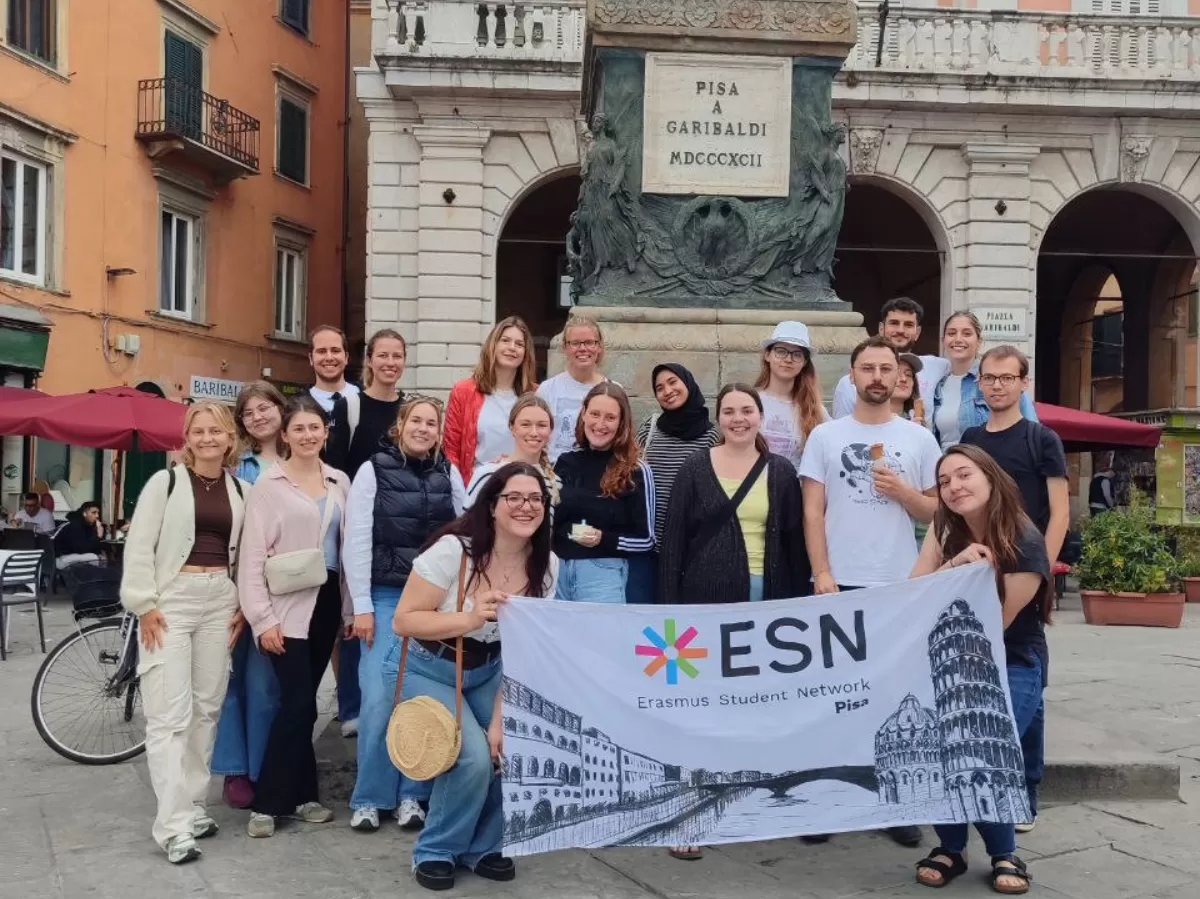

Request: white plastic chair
left=1, top=550, right=47, bottom=660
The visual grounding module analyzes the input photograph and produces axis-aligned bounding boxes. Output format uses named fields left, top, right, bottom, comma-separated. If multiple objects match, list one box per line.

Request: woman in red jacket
left=443, top=316, right=537, bottom=483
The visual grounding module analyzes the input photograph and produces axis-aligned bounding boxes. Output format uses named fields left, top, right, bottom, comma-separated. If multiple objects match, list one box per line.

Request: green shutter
left=164, top=31, right=202, bottom=139
left=278, top=99, right=307, bottom=183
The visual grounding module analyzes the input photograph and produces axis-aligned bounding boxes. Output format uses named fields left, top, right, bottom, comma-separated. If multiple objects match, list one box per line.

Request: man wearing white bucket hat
left=832, top=298, right=948, bottom=426
left=753, top=321, right=829, bottom=473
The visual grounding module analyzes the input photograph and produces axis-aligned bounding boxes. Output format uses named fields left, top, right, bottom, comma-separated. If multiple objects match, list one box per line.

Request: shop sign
left=189, top=376, right=244, bottom=403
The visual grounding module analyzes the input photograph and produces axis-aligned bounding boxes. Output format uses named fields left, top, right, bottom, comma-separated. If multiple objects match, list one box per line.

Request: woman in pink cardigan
left=443, top=316, right=538, bottom=483
left=237, top=395, right=351, bottom=838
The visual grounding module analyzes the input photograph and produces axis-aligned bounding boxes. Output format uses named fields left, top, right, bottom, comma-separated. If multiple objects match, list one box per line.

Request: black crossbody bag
left=689, top=453, right=769, bottom=556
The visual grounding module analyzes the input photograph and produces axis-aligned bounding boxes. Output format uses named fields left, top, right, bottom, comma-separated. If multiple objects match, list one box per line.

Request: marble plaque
left=642, top=53, right=792, bottom=198
left=976, top=307, right=1029, bottom=341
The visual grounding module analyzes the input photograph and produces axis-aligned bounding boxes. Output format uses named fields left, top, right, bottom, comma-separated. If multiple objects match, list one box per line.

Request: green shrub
left=1076, top=492, right=1179, bottom=594
left=1175, top=530, right=1200, bottom=578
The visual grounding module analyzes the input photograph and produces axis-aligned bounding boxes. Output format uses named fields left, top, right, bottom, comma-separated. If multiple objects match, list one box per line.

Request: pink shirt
left=237, top=463, right=352, bottom=640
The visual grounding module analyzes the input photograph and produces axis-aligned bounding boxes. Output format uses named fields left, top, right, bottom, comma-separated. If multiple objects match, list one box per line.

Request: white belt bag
left=263, top=491, right=335, bottom=595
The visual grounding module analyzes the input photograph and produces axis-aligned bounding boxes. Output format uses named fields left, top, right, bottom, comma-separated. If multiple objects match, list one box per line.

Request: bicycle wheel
left=31, top=619, right=146, bottom=764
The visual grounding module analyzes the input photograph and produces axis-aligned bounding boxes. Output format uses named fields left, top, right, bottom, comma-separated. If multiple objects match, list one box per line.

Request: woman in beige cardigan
left=120, top=401, right=248, bottom=865
left=237, top=395, right=351, bottom=838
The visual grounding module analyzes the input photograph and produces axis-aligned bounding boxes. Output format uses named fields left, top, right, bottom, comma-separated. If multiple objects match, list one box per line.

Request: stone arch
left=838, top=172, right=956, bottom=351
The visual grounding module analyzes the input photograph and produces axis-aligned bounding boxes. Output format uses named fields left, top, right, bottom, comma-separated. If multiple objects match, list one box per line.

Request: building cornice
left=157, top=0, right=221, bottom=36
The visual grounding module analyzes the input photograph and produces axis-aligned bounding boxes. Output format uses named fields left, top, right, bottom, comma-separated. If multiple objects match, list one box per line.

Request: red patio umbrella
left=1034, top=402, right=1163, bottom=453
left=0, top=386, right=187, bottom=451
left=0, top=386, right=46, bottom=401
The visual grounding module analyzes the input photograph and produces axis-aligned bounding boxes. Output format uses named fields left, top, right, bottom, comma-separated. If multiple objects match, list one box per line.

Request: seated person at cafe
left=13, top=492, right=56, bottom=534
left=54, top=501, right=105, bottom=569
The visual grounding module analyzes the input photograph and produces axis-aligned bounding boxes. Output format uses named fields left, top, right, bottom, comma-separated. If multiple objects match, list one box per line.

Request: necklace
left=194, top=472, right=221, bottom=492
left=491, top=551, right=527, bottom=588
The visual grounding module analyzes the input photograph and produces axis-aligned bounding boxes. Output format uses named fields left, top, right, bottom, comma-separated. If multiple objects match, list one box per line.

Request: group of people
left=121, top=299, right=1066, bottom=896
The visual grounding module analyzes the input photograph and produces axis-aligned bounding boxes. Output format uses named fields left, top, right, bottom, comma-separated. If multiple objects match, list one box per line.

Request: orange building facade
left=0, top=0, right=350, bottom=400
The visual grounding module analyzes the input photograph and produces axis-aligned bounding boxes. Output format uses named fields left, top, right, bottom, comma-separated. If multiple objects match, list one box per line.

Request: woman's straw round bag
left=386, top=553, right=468, bottom=781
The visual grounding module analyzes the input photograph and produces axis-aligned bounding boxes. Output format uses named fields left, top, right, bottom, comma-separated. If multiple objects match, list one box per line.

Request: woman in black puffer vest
left=343, top=397, right=466, bottom=833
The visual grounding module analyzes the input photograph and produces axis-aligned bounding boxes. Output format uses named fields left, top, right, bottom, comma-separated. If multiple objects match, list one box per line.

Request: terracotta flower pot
left=1079, top=590, right=1186, bottom=628
left=1184, top=578, right=1200, bottom=603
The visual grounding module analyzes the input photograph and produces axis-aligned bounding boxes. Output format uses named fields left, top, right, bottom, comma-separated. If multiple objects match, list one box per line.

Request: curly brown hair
left=573, top=382, right=638, bottom=498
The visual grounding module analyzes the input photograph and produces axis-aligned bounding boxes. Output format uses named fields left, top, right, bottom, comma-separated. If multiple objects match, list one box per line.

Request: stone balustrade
left=382, top=0, right=585, bottom=61
left=845, top=5, right=1200, bottom=79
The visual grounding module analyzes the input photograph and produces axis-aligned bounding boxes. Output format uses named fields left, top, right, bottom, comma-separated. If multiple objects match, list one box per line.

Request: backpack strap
left=1024, top=421, right=1045, bottom=474
left=167, top=466, right=176, bottom=497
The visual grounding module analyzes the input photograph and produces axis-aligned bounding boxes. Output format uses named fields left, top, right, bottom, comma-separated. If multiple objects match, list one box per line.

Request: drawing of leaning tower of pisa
left=928, top=599, right=1032, bottom=824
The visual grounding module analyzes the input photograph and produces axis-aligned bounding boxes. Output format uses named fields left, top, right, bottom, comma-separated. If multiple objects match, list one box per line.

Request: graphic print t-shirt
left=798, top=415, right=942, bottom=587
left=760, top=393, right=828, bottom=473
left=537, top=373, right=604, bottom=463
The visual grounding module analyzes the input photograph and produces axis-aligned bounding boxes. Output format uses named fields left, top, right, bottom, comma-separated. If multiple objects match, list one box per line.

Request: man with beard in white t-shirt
left=798, top=335, right=942, bottom=849
left=832, top=297, right=948, bottom=427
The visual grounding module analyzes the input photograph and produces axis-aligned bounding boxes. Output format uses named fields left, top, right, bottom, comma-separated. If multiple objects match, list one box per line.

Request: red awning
left=0, top=387, right=187, bottom=451
left=0, top=386, right=46, bottom=401
left=1034, top=402, right=1162, bottom=452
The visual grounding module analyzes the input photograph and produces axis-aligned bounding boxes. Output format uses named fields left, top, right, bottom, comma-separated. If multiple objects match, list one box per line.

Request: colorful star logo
left=636, top=619, right=708, bottom=685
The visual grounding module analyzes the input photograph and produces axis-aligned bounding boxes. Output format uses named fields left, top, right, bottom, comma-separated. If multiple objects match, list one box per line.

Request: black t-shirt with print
left=961, top=420, right=1067, bottom=533
left=1002, top=521, right=1050, bottom=674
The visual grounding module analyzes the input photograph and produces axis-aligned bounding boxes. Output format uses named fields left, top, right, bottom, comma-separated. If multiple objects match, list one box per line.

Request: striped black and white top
left=636, top=415, right=721, bottom=545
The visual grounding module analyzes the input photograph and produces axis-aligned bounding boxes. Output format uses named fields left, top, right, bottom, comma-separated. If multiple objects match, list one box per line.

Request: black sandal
left=990, top=855, right=1030, bottom=895
left=915, top=848, right=968, bottom=888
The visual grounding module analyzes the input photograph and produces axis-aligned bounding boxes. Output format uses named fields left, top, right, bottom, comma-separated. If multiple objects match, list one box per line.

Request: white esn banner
left=497, top=562, right=1030, bottom=856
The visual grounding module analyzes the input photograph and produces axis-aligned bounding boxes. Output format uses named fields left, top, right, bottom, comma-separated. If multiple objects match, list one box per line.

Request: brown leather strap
left=393, top=549, right=470, bottom=730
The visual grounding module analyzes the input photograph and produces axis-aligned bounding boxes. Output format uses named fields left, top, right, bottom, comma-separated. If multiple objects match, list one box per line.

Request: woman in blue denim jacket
left=212, top=381, right=286, bottom=809
left=931, top=312, right=1037, bottom=450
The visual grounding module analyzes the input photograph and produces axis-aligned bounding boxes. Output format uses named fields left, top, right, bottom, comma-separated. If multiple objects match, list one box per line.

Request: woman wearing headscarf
left=628, top=364, right=720, bottom=604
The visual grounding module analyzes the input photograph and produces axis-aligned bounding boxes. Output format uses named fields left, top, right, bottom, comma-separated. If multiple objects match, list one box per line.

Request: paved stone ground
left=2, top=591, right=1199, bottom=899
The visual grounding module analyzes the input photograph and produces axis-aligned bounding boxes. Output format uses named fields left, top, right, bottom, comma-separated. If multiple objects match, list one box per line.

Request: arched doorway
left=835, top=178, right=945, bottom=354
left=1036, top=187, right=1198, bottom=412
left=496, top=171, right=581, bottom=380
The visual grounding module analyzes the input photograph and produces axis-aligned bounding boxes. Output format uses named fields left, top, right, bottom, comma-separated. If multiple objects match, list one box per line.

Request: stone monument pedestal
left=549, top=306, right=866, bottom=420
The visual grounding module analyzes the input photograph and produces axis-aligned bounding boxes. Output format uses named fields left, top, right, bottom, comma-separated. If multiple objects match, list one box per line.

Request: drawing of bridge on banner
left=500, top=596, right=1030, bottom=855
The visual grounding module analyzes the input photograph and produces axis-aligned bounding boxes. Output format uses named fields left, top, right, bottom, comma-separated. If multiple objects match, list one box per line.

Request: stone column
left=410, top=125, right=492, bottom=393
left=959, top=143, right=1041, bottom=374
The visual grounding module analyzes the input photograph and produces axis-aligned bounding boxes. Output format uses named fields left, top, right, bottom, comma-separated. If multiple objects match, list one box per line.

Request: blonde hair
left=562, top=315, right=605, bottom=367
left=233, top=380, right=286, bottom=456
left=362, top=328, right=407, bottom=389
left=181, top=401, right=239, bottom=470
left=389, top=396, right=445, bottom=459
left=474, top=316, right=537, bottom=395
left=509, top=393, right=559, bottom=503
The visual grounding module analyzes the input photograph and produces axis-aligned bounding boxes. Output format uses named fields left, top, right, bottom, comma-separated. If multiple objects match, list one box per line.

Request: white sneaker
left=165, top=834, right=201, bottom=864
left=1015, top=821, right=1036, bottom=834
left=340, top=718, right=359, bottom=738
left=350, top=807, right=380, bottom=832
left=294, top=802, right=334, bottom=824
left=247, top=813, right=276, bottom=838
left=397, top=798, right=426, bottom=831
left=192, top=811, right=219, bottom=840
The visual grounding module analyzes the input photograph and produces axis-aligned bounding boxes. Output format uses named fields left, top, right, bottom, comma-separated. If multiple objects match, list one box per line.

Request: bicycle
left=31, top=593, right=145, bottom=765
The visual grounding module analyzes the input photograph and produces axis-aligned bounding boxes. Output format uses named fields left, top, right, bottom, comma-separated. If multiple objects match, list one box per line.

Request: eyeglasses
left=566, top=339, right=600, bottom=350
left=242, top=403, right=278, bottom=421
left=497, top=492, right=547, bottom=510
left=979, top=374, right=1022, bottom=387
left=770, top=345, right=808, bottom=362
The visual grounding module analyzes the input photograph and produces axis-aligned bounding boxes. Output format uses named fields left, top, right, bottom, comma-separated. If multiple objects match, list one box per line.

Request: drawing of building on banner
left=875, top=598, right=1031, bottom=824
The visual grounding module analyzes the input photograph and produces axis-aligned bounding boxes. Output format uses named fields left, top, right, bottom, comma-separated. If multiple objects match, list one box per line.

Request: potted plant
left=1174, top=531, right=1200, bottom=603
left=1075, top=493, right=1184, bottom=627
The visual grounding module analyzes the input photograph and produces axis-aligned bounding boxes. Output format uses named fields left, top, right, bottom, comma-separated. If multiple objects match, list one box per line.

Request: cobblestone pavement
left=2, top=593, right=1199, bottom=899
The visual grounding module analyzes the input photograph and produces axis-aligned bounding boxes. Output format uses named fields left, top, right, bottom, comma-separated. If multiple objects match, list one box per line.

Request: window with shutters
left=276, top=93, right=309, bottom=185
left=163, top=30, right=204, bottom=141
left=0, top=149, right=47, bottom=285
left=279, top=0, right=310, bottom=37
left=274, top=238, right=307, bottom=339
left=6, top=0, right=56, bottom=65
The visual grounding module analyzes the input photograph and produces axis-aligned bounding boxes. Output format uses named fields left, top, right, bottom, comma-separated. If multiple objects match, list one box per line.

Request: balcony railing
left=381, top=0, right=585, bottom=62
left=135, top=79, right=260, bottom=179
left=845, top=5, right=1200, bottom=80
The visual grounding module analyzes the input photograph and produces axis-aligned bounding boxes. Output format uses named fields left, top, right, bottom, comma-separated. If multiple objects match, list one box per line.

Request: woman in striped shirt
left=627, top=364, right=720, bottom=605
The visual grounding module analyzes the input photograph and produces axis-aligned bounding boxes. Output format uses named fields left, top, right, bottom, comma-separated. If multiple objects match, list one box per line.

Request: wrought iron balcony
left=135, top=79, right=260, bottom=182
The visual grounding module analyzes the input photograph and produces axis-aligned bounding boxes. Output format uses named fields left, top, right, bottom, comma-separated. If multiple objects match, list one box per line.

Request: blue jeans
left=211, top=627, right=280, bottom=780
left=338, top=634, right=362, bottom=721
left=748, top=574, right=764, bottom=603
left=625, top=552, right=659, bottom=604
left=933, top=655, right=1044, bottom=857
left=388, top=641, right=503, bottom=868
left=1022, top=698, right=1045, bottom=818
left=556, top=557, right=628, bottom=604
left=349, top=585, right=429, bottom=811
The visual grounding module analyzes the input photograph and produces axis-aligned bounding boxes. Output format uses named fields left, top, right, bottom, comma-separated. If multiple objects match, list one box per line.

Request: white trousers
left=138, top=571, right=237, bottom=848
